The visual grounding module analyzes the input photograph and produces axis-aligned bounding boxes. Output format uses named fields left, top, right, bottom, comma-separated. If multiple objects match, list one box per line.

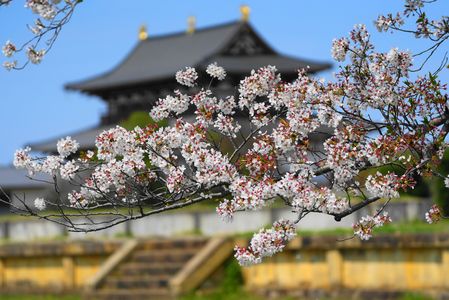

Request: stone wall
left=0, top=240, right=121, bottom=291
left=242, top=234, right=449, bottom=298
left=0, top=199, right=433, bottom=241
left=1, top=233, right=449, bottom=297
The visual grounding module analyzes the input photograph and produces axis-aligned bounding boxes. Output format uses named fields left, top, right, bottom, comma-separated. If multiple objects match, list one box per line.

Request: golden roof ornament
left=187, top=16, right=196, bottom=35
left=240, top=5, right=250, bottom=22
left=138, top=25, right=148, bottom=41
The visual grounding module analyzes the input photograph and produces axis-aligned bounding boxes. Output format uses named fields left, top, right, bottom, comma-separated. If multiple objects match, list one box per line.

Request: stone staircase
left=84, top=238, right=208, bottom=300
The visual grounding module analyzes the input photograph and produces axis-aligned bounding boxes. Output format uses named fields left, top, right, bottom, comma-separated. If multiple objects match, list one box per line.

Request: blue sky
left=0, top=0, right=447, bottom=165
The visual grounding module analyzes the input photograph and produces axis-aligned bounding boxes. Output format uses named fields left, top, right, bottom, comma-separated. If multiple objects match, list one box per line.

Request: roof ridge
left=65, top=21, right=244, bottom=92
left=141, top=20, right=242, bottom=42
left=65, top=20, right=332, bottom=94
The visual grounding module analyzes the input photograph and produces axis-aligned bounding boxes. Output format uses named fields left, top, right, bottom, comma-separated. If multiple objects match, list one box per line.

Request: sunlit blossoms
left=375, top=13, right=404, bottom=32
left=59, top=161, right=79, bottom=180
left=34, top=197, right=46, bottom=211
left=353, top=212, right=392, bottom=240
left=150, top=90, right=190, bottom=120
left=41, top=155, right=63, bottom=175
left=57, top=136, right=79, bottom=158
left=214, top=114, right=241, bottom=138
left=2, top=41, right=16, bottom=57
left=385, top=48, right=412, bottom=76
left=238, top=65, right=280, bottom=110
left=176, top=67, right=198, bottom=87
left=206, top=62, right=226, bottom=80
left=365, top=172, right=402, bottom=199
left=1, top=0, right=80, bottom=69
left=13, top=147, right=34, bottom=172
left=26, top=47, right=45, bottom=64
left=234, top=220, right=296, bottom=266
left=425, top=205, right=441, bottom=224
left=376, top=0, right=448, bottom=39
left=3, top=61, right=17, bottom=71
left=25, top=0, right=57, bottom=20
left=29, top=19, right=45, bottom=35
left=331, top=37, right=349, bottom=61
left=166, top=166, right=186, bottom=193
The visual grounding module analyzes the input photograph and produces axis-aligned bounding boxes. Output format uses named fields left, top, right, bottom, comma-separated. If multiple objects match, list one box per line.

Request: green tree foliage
left=119, top=111, right=167, bottom=130
left=432, top=150, right=449, bottom=215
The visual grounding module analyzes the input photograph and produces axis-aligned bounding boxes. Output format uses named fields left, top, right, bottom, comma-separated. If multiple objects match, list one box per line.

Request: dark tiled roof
left=28, top=125, right=113, bottom=154
left=65, top=21, right=331, bottom=93
left=200, top=55, right=331, bottom=74
left=0, top=167, right=50, bottom=189
left=65, top=22, right=242, bottom=92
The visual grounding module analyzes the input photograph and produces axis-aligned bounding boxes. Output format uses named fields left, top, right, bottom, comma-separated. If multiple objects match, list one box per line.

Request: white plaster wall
left=130, top=213, right=196, bottom=237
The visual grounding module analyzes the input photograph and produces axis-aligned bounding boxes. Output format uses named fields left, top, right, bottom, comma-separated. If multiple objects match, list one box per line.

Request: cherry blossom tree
left=2, top=0, right=449, bottom=266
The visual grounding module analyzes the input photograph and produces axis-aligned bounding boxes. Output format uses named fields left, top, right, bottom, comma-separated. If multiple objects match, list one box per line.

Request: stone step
left=117, top=262, right=184, bottom=276
left=84, top=288, right=172, bottom=300
left=101, top=274, right=171, bottom=289
left=131, top=248, right=197, bottom=263
left=89, top=238, right=211, bottom=299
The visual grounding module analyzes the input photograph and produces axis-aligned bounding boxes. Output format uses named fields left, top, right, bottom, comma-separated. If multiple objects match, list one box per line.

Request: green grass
left=299, top=219, right=449, bottom=237
left=0, top=293, right=433, bottom=300
left=181, top=291, right=434, bottom=300
left=374, top=218, right=449, bottom=234
left=399, top=292, right=434, bottom=300
left=299, top=227, right=354, bottom=237
left=181, top=258, right=271, bottom=300
left=0, top=295, right=80, bottom=300
left=181, top=290, right=269, bottom=300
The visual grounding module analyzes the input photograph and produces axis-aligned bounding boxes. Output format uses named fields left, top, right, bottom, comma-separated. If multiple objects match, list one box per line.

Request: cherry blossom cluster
left=375, top=0, right=448, bottom=39
left=425, top=204, right=441, bottom=224
left=2, top=41, right=15, bottom=57
left=14, top=136, right=79, bottom=178
left=353, top=212, right=392, bottom=240
left=26, top=47, right=45, bottom=64
left=1, top=0, right=80, bottom=70
left=34, top=197, right=46, bottom=211
left=150, top=90, right=190, bottom=120
left=365, top=172, right=404, bottom=199
left=234, top=220, right=296, bottom=266
left=274, top=172, right=348, bottom=215
left=176, top=67, right=198, bottom=87
left=331, top=37, right=349, bottom=62
left=206, top=62, right=226, bottom=80
left=214, top=114, right=241, bottom=138
left=26, top=0, right=58, bottom=20
left=57, top=136, right=79, bottom=157
left=239, top=65, right=280, bottom=117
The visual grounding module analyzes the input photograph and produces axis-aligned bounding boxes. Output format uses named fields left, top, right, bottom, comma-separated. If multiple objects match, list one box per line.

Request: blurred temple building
left=0, top=12, right=331, bottom=212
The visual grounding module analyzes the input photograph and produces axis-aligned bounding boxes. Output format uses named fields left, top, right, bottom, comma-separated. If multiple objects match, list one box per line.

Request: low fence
left=242, top=234, right=449, bottom=297
left=0, top=240, right=121, bottom=292
left=0, top=199, right=432, bottom=241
